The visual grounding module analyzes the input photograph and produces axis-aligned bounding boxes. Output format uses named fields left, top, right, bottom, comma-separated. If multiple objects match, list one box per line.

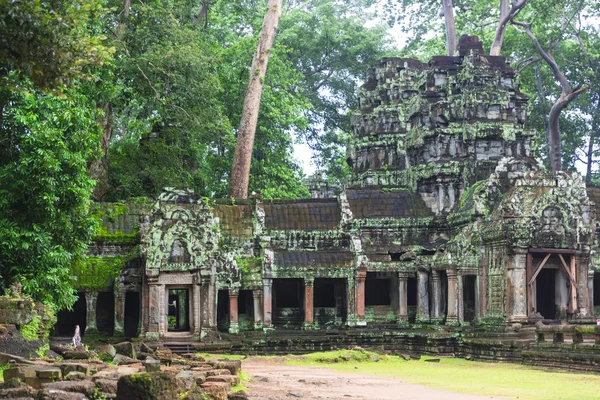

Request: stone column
left=398, top=272, right=409, bottom=326
left=303, top=278, right=314, bottom=329
left=85, top=291, right=98, bottom=335
left=446, top=269, right=458, bottom=326
left=158, top=284, right=166, bottom=336
left=229, top=289, right=239, bottom=334
left=431, top=270, right=442, bottom=322
left=589, top=270, right=595, bottom=318
left=114, top=287, right=126, bottom=336
left=147, top=281, right=160, bottom=334
left=576, top=251, right=590, bottom=317
left=356, top=268, right=367, bottom=326
left=508, top=249, right=528, bottom=322
left=346, top=277, right=357, bottom=326
left=252, top=289, right=263, bottom=329
left=192, top=280, right=201, bottom=335
left=263, top=278, right=273, bottom=328
left=457, top=274, right=464, bottom=324
left=417, top=270, right=430, bottom=323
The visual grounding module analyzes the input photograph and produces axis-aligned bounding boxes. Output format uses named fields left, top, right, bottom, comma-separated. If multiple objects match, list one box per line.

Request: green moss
left=20, top=316, right=41, bottom=341
left=72, top=246, right=139, bottom=290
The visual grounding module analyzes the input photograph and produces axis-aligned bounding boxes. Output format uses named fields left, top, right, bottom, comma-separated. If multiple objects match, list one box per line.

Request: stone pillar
left=431, top=270, right=442, bottom=322
left=457, top=274, right=464, bottom=324
left=576, top=251, right=590, bottom=317
left=589, top=270, right=595, bottom=318
left=229, top=289, right=239, bottom=334
left=252, top=290, right=263, bottom=329
left=356, top=268, right=367, bottom=326
left=158, top=284, right=166, bottom=336
left=303, top=278, right=314, bottom=329
left=417, top=270, right=430, bottom=323
left=447, top=269, right=458, bottom=326
left=114, top=287, right=126, bottom=336
left=346, top=277, right=357, bottom=326
left=147, top=281, right=160, bottom=334
left=85, top=291, right=98, bottom=335
left=508, top=249, right=528, bottom=322
left=263, top=278, right=273, bottom=328
left=398, top=273, right=409, bottom=326
left=192, top=280, right=201, bottom=335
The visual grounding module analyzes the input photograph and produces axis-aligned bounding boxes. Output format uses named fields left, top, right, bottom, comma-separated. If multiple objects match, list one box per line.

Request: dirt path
left=242, top=357, right=507, bottom=400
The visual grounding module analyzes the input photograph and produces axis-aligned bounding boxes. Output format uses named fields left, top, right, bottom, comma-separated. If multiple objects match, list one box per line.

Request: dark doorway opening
left=594, top=272, right=600, bottom=307
left=96, top=292, right=114, bottom=335
left=273, top=279, right=303, bottom=326
left=167, top=288, right=189, bottom=332
left=463, top=275, right=476, bottom=323
left=536, top=268, right=556, bottom=319
left=314, top=278, right=347, bottom=325
left=217, top=290, right=230, bottom=332
left=55, top=292, right=87, bottom=336
left=407, top=277, right=417, bottom=323
left=365, top=272, right=391, bottom=305
left=238, top=290, right=253, bottom=330
left=124, top=292, right=140, bottom=338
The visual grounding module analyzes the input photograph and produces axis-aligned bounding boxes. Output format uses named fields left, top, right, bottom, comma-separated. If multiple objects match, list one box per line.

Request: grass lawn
left=286, top=350, right=600, bottom=400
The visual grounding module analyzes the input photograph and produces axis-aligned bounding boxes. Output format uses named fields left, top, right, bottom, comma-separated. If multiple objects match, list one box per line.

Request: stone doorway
left=167, top=288, right=190, bottom=332
left=365, top=272, right=394, bottom=323
left=124, top=292, right=140, bottom=337
left=96, top=292, right=114, bottom=335
left=217, top=290, right=230, bottom=332
left=55, top=292, right=87, bottom=336
left=273, top=279, right=304, bottom=327
left=462, top=275, right=476, bottom=323
left=535, top=268, right=556, bottom=319
left=314, top=278, right=347, bottom=326
left=527, top=251, right=576, bottom=320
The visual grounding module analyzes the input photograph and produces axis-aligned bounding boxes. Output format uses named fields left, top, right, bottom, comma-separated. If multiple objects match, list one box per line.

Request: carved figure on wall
left=169, top=239, right=191, bottom=263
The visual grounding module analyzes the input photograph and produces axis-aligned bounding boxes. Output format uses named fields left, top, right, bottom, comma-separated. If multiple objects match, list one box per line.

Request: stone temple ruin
left=58, top=37, right=600, bottom=348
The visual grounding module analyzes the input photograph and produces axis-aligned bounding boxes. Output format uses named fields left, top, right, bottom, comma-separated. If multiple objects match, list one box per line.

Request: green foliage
left=0, top=83, right=99, bottom=309
left=20, top=316, right=41, bottom=341
left=298, top=349, right=388, bottom=363
left=71, top=246, right=139, bottom=291
left=0, top=0, right=112, bottom=93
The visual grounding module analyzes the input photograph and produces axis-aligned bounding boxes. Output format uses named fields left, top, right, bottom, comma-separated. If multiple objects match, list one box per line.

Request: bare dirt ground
left=242, top=357, right=507, bottom=400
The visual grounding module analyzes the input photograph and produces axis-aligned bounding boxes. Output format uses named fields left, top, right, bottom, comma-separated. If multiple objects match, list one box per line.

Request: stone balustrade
left=536, top=325, right=600, bottom=345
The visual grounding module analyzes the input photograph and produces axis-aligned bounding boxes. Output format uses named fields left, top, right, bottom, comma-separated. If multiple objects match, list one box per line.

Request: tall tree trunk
left=89, top=0, right=130, bottom=200
left=490, top=0, right=527, bottom=56
left=229, top=0, right=283, bottom=199
left=89, top=103, right=113, bottom=200
left=533, top=63, right=550, bottom=154
left=586, top=123, right=596, bottom=185
left=512, top=20, right=586, bottom=172
left=442, top=0, right=456, bottom=56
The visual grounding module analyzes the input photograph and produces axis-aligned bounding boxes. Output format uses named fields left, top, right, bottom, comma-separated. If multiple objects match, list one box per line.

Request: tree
left=229, top=0, right=283, bottom=199
left=0, top=0, right=110, bottom=308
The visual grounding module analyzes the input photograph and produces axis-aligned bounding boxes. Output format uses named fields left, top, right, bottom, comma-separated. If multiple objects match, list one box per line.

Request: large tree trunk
left=586, top=123, right=596, bottom=185
left=89, top=102, right=113, bottom=200
left=490, top=0, right=527, bottom=56
left=512, top=20, right=586, bottom=172
left=229, top=0, right=283, bottom=199
left=89, top=0, right=130, bottom=200
left=442, top=0, right=456, bottom=56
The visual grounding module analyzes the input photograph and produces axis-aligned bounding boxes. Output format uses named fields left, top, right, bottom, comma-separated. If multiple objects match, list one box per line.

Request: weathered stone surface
left=41, top=380, right=96, bottom=396
left=56, top=363, right=90, bottom=377
left=144, top=357, right=161, bottom=372
left=38, top=389, right=89, bottom=400
left=116, top=372, right=183, bottom=400
left=94, top=378, right=118, bottom=395
left=113, top=342, right=136, bottom=359
left=175, top=370, right=196, bottom=390
left=228, top=390, right=249, bottom=400
left=97, top=344, right=117, bottom=362
left=200, top=381, right=229, bottom=400
left=209, top=360, right=241, bottom=376
left=206, top=374, right=240, bottom=386
left=0, top=385, right=38, bottom=399
left=62, top=350, right=97, bottom=360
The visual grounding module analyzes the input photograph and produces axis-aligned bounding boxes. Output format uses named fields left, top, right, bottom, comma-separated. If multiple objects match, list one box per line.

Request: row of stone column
left=84, top=290, right=127, bottom=335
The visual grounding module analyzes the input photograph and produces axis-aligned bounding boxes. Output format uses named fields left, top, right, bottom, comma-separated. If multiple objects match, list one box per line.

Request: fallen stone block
left=206, top=369, right=231, bottom=377
left=41, top=380, right=96, bottom=397
left=144, top=357, right=161, bottom=373
left=176, top=370, right=196, bottom=390
left=65, top=371, right=87, bottom=381
left=0, top=385, right=38, bottom=399
left=62, top=350, right=97, bottom=360
left=200, top=381, right=229, bottom=400
left=206, top=374, right=240, bottom=386
left=228, top=390, right=248, bottom=400
left=37, top=368, right=62, bottom=380
left=94, top=378, right=118, bottom=395
left=116, top=371, right=184, bottom=400
left=56, top=363, right=90, bottom=377
left=38, top=388, right=89, bottom=400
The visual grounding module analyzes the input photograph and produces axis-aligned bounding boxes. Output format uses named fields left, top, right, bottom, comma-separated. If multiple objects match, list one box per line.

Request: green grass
left=286, top=350, right=600, bottom=400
